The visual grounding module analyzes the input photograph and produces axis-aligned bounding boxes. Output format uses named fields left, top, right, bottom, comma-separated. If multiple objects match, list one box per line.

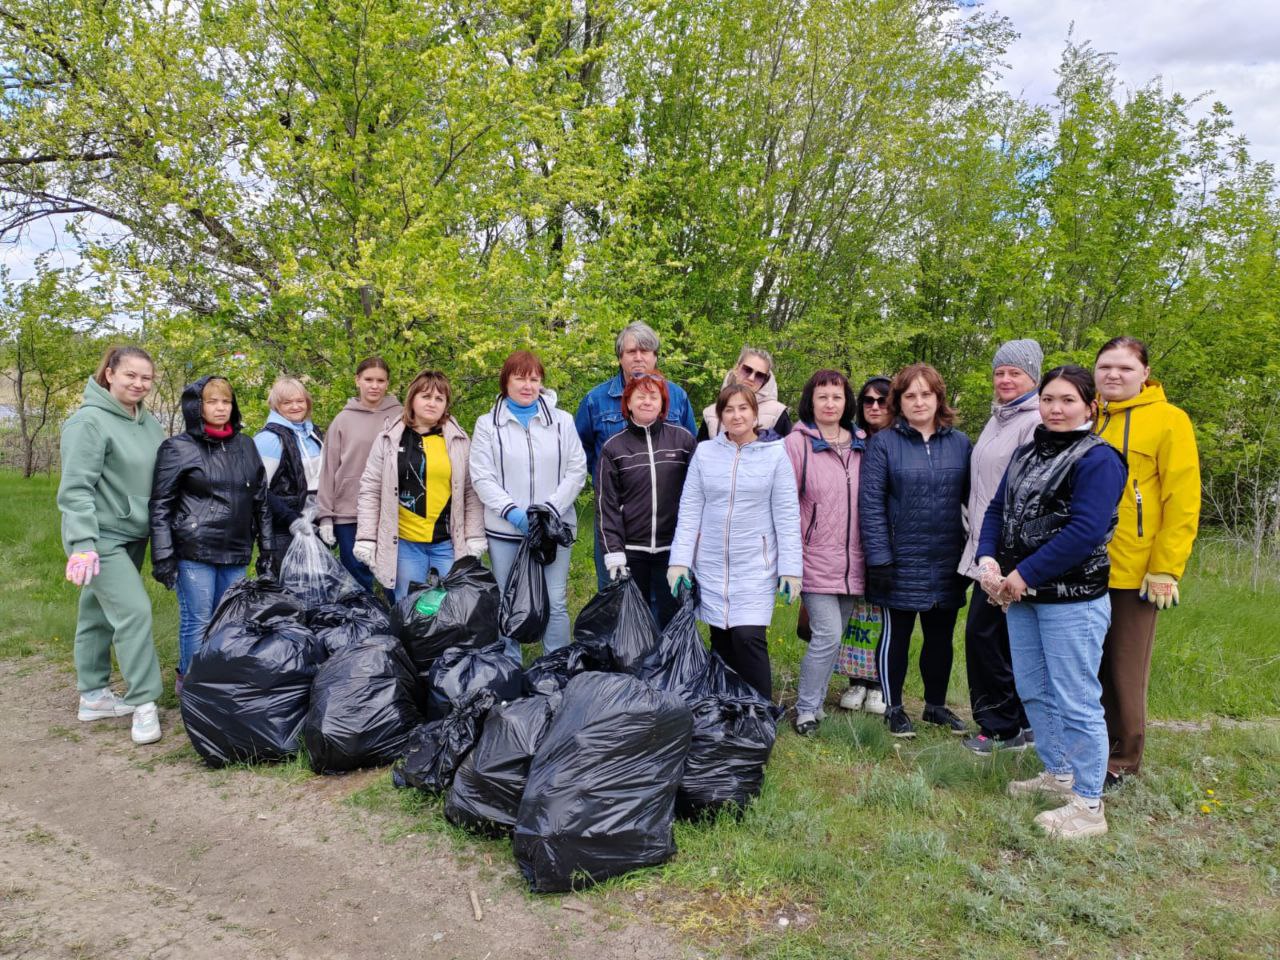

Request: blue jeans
left=333, top=522, right=375, bottom=594
left=1006, top=595, right=1111, bottom=800
left=176, top=560, right=246, bottom=675
left=394, top=539, right=455, bottom=603
left=592, top=527, right=609, bottom=591
left=488, top=536, right=572, bottom=661
left=796, top=592, right=857, bottom=717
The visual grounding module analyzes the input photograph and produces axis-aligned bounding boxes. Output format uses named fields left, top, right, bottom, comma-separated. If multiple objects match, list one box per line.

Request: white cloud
left=984, top=0, right=1280, bottom=167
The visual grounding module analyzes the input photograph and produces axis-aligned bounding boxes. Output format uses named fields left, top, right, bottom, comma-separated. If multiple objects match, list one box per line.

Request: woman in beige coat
left=354, top=370, right=485, bottom=600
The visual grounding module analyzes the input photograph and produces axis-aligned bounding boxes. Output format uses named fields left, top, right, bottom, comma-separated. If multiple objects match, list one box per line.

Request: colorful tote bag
left=835, top=599, right=881, bottom=683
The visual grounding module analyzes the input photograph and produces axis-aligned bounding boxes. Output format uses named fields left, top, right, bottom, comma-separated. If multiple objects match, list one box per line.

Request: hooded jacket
left=254, top=410, right=325, bottom=550
left=595, top=418, right=696, bottom=567
left=858, top=419, right=972, bottom=611
left=1093, top=381, right=1200, bottom=588
left=958, top=391, right=1042, bottom=578
left=149, top=376, right=272, bottom=567
left=355, top=416, right=485, bottom=590
left=700, top=370, right=793, bottom=439
left=315, top=394, right=403, bottom=525
left=57, top=377, right=165, bottom=555
left=575, top=369, right=698, bottom=478
left=468, top=390, right=588, bottom=541
left=668, top=433, right=802, bottom=628
left=783, top=422, right=867, bottom=595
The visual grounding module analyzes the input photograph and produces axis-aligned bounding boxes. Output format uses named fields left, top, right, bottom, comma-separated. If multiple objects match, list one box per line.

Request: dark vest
left=262, top=422, right=323, bottom=540
left=997, top=428, right=1117, bottom=603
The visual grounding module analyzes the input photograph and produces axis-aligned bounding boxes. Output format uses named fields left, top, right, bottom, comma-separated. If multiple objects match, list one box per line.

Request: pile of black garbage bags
left=179, top=522, right=779, bottom=894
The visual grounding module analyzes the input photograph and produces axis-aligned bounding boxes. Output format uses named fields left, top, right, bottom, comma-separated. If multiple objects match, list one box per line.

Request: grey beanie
left=992, top=339, right=1043, bottom=382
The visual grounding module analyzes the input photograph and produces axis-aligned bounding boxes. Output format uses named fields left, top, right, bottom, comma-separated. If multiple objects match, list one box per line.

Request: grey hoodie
left=958, top=391, right=1042, bottom=578
left=316, top=394, right=403, bottom=524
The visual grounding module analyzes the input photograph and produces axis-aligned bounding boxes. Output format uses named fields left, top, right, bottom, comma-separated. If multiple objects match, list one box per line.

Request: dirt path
left=0, top=660, right=696, bottom=960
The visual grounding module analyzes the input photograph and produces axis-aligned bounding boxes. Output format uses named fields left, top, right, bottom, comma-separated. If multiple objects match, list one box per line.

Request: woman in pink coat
left=783, top=370, right=866, bottom=735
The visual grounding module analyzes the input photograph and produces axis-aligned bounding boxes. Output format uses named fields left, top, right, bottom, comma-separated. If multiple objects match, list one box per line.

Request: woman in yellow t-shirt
left=354, top=370, right=485, bottom=602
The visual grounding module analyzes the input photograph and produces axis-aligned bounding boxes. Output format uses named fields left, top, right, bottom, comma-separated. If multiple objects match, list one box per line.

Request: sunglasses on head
left=738, top=363, right=768, bottom=383
left=862, top=395, right=889, bottom=407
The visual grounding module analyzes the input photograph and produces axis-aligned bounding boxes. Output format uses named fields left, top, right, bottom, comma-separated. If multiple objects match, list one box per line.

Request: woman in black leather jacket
left=149, top=376, right=272, bottom=683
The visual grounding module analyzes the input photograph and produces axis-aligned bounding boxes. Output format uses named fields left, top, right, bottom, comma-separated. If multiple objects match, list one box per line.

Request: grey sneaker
left=1034, top=795, right=1108, bottom=838
left=963, top=730, right=1029, bottom=755
left=78, top=688, right=135, bottom=721
left=1007, top=771, right=1075, bottom=797
left=794, top=712, right=819, bottom=737
left=130, top=702, right=161, bottom=745
left=1021, top=727, right=1035, bottom=745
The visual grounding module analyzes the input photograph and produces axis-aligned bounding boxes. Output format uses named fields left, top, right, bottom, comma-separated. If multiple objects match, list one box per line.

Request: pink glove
left=66, top=551, right=101, bottom=587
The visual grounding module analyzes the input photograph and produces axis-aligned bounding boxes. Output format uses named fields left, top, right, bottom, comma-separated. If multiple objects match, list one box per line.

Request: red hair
left=499, top=350, right=546, bottom=397
left=622, top=370, right=670, bottom=422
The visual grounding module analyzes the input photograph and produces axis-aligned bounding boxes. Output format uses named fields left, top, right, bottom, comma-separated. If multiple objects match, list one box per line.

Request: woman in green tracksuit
left=56, top=345, right=167, bottom=745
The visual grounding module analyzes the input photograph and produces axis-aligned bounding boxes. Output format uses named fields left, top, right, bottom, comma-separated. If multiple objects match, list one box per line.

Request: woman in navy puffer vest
left=858, top=363, right=971, bottom=739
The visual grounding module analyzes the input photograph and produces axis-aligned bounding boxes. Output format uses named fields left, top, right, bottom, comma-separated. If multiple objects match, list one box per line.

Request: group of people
left=57, top=324, right=1200, bottom=840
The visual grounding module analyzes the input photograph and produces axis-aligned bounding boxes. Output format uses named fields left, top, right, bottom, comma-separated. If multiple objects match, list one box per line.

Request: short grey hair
left=736, top=345, right=774, bottom=373
left=267, top=376, right=312, bottom=415
left=615, top=322, right=660, bottom=358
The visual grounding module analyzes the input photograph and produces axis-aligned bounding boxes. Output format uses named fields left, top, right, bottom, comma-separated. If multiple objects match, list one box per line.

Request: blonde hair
left=202, top=377, right=233, bottom=402
left=267, top=376, right=312, bottom=416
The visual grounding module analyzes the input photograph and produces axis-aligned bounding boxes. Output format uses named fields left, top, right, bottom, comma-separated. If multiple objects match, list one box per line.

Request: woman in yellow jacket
left=1093, top=336, right=1200, bottom=786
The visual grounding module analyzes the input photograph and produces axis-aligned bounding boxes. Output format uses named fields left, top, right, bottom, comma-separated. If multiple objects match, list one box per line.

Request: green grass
left=6, top=471, right=1279, bottom=959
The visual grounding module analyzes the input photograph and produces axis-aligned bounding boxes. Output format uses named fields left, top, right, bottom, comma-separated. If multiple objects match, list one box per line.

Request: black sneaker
left=1021, top=726, right=1035, bottom=745
left=794, top=713, right=819, bottom=737
left=885, top=706, right=916, bottom=738
left=962, top=730, right=1028, bottom=755
left=1103, top=770, right=1126, bottom=792
left=921, top=704, right=968, bottom=735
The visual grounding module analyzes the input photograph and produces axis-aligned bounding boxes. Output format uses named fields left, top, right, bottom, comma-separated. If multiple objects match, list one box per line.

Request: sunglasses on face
left=862, top=395, right=889, bottom=407
left=738, top=363, right=768, bottom=383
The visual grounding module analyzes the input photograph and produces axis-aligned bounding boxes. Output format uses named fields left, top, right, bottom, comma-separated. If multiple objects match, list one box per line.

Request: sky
left=4, top=0, right=1279, bottom=284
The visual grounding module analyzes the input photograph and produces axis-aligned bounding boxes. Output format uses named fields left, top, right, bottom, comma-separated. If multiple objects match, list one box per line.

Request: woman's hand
left=999, top=569, right=1028, bottom=604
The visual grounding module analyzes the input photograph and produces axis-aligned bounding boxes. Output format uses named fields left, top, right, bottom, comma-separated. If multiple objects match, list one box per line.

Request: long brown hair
left=402, top=369, right=453, bottom=428
left=93, top=345, right=153, bottom=389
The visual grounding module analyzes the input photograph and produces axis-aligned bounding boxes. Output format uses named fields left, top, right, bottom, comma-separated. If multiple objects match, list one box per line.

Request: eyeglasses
left=738, top=363, right=768, bottom=383
left=862, top=396, right=889, bottom=407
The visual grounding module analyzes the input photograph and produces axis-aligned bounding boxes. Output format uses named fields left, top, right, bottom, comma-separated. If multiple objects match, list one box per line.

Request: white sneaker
left=1034, top=795, right=1108, bottom=839
left=78, top=688, right=136, bottom=721
left=131, top=702, right=161, bottom=745
left=839, top=686, right=867, bottom=711
left=863, top=689, right=887, bottom=716
left=1007, top=771, right=1075, bottom=798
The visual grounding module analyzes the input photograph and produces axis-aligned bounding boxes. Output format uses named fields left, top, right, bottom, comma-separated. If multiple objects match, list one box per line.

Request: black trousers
left=624, top=550, right=680, bottom=630
left=709, top=625, right=772, bottom=701
left=878, top=606, right=959, bottom=709
left=963, top=582, right=1028, bottom=739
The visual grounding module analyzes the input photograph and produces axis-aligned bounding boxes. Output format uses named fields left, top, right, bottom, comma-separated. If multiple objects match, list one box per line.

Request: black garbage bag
left=636, top=584, right=710, bottom=697
left=391, top=689, right=498, bottom=793
left=526, top=503, right=574, bottom=565
left=306, top=591, right=393, bottom=658
left=392, top=556, right=501, bottom=681
left=206, top=576, right=304, bottom=639
left=302, top=636, right=423, bottom=773
left=522, top=642, right=609, bottom=696
left=677, top=696, right=778, bottom=818
left=445, top=692, right=561, bottom=836
left=427, top=642, right=523, bottom=721
left=497, top=536, right=549, bottom=646
left=572, top=575, right=660, bottom=674
left=513, top=672, right=693, bottom=893
left=181, top=615, right=325, bottom=768
left=280, top=507, right=362, bottom=604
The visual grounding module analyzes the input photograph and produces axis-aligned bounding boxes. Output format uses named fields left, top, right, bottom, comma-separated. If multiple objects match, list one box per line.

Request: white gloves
left=466, top=538, right=487, bottom=559
left=777, top=576, right=802, bottom=604
left=352, top=541, right=375, bottom=567
left=1140, top=572, right=1179, bottom=610
left=318, top=520, right=336, bottom=547
left=289, top=517, right=313, bottom=537
left=667, top=565, right=691, bottom=596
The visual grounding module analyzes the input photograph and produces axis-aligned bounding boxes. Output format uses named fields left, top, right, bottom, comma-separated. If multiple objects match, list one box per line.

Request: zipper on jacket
left=645, top=424, right=658, bottom=551
left=1133, top=479, right=1144, bottom=538
left=844, top=466, right=853, bottom=593
left=803, top=508, right=818, bottom=545
left=723, top=445, right=742, bottom=620
left=525, top=424, right=535, bottom=519
left=761, top=535, right=768, bottom=574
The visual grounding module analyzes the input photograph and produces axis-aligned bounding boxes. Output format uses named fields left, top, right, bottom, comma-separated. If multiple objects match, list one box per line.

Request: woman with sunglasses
left=698, top=346, right=792, bottom=441
left=833, top=376, right=894, bottom=715
left=859, top=363, right=972, bottom=738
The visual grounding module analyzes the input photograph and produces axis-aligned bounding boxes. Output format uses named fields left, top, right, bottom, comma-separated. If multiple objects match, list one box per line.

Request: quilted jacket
left=858, top=419, right=971, bottom=611
left=783, top=422, right=866, bottom=595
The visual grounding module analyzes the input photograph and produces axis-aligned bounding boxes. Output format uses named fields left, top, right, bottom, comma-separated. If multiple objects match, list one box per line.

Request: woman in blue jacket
left=858, top=363, right=972, bottom=738
left=668, top=383, right=802, bottom=701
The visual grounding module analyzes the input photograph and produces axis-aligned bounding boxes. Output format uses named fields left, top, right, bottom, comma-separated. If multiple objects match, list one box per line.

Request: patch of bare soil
left=0, top=660, right=698, bottom=960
